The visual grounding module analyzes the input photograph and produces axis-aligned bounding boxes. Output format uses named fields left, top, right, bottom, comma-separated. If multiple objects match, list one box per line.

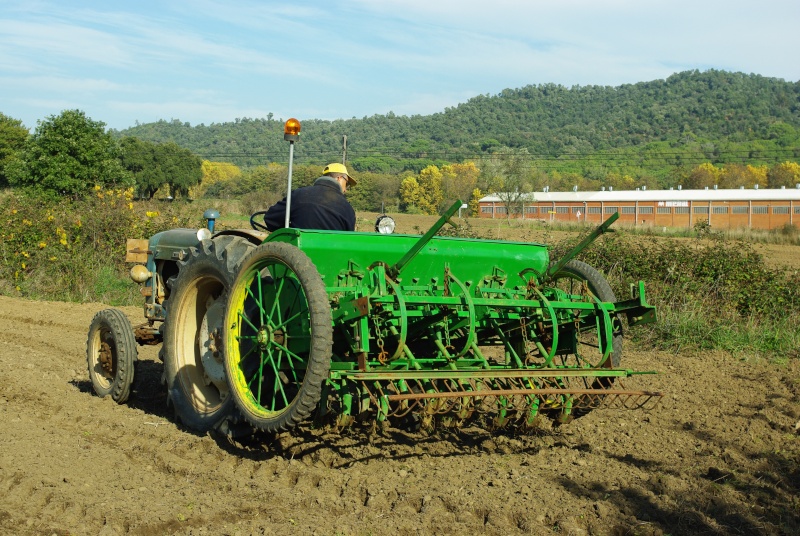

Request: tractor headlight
left=375, top=215, right=396, bottom=234
left=197, top=227, right=212, bottom=241
left=130, top=264, right=152, bottom=283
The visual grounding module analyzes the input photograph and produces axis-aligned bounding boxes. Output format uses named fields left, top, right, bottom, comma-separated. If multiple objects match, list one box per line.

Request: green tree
left=0, top=113, right=29, bottom=187
left=344, top=171, right=401, bottom=212
left=8, top=110, right=130, bottom=196
left=119, top=137, right=203, bottom=199
left=241, top=163, right=288, bottom=195
left=157, top=142, right=202, bottom=199
left=119, top=136, right=161, bottom=199
left=479, top=147, right=532, bottom=220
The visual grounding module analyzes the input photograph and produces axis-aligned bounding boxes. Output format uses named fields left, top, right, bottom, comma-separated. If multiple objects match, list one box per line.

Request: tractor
left=86, top=120, right=659, bottom=437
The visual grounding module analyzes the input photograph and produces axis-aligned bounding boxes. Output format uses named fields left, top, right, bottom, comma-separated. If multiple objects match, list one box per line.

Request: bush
left=551, top=230, right=800, bottom=357
left=0, top=189, right=196, bottom=303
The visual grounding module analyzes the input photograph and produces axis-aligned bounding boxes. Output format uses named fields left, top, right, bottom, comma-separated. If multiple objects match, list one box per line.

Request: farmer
left=262, top=163, right=356, bottom=231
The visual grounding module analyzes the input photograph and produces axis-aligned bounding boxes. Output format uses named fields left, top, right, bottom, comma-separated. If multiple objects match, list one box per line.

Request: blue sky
left=1, top=0, right=798, bottom=131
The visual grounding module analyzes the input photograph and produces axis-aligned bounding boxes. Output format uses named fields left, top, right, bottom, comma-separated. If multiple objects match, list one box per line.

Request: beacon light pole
left=283, top=118, right=301, bottom=228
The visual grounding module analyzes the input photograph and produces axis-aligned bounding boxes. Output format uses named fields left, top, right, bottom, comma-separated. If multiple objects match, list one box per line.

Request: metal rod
left=342, top=367, right=644, bottom=381
left=389, top=199, right=462, bottom=278
left=546, top=211, right=619, bottom=279
left=284, top=141, right=295, bottom=229
left=386, top=388, right=663, bottom=401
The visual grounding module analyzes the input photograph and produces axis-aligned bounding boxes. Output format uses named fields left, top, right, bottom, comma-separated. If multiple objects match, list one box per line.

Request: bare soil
left=0, top=294, right=798, bottom=536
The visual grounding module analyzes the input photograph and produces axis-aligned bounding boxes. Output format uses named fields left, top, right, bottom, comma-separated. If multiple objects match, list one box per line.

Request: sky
left=1, top=0, right=798, bottom=132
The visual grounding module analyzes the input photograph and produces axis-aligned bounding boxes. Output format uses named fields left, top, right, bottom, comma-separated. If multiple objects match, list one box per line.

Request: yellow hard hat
left=323, top=163, right=356, bottom=185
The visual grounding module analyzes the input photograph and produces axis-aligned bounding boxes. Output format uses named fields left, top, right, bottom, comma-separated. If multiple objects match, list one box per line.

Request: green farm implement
left=222, top=200, right=658, bottom=432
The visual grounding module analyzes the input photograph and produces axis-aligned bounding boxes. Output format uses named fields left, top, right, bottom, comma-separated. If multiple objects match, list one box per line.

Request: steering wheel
left=249, top=211, right=270, bottom=232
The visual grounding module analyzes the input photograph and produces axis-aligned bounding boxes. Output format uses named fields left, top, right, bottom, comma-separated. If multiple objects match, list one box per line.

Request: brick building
left=478, top=187, right=800, bottom=230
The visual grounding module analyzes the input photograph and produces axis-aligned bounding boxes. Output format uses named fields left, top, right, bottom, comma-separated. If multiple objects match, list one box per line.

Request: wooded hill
left=117, top=69, right=800, bottom=186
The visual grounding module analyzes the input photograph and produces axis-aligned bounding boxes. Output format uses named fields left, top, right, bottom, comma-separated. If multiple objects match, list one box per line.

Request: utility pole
left=342, top=134, right=347, bottom=164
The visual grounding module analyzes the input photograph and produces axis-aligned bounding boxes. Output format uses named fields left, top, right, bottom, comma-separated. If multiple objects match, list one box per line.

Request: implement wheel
left=548, top=260, right=623, bottom=419
left=162, top=236, right=254, bottom=433
left=549, top=259, right=622, bottom=368
left=224, top=242, right=332, bottom=432
left=86, top=308, right=137, bottom=403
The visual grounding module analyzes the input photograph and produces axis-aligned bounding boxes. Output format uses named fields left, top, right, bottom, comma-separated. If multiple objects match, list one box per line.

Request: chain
left=371, top=313, right=388, bottom=364
left=520, top=316, right=533, bottom=364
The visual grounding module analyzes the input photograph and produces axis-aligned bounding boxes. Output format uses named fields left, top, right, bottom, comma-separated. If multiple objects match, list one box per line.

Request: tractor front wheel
left=86, top=308, right=137, bottom=403
left=224, top=242, right=332, bottom=432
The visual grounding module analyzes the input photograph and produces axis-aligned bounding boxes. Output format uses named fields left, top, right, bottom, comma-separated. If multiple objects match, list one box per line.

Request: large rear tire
left=86, top=308, right=137, bottom=403
left=162, top=236, right=254, bottom=433
left=224, top=242, right=332, bottom=432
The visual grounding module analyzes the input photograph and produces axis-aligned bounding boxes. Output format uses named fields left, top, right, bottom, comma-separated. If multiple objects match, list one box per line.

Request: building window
left=675, top=207, right=690, bottom=214
left=556, top=206, right=569, bottom=214
left=496, top=206, right=508, bottom=214
left=524, top=206, right=537, bottom=214
left=794, top=206, right=800, bottom=214
left=712, top=206, right=729, bottom=214
left=773, top=206, right=789, bottom=214
left=657, top=207, right=671, bottom=214
left=481, top=206, right=493, bottom=214
left=732, top=206, right=749, bottom=214
left=621, top=206, right=636, bottom=214
left=571, top=206, right=582, bottom=213
left=693, top=206, right=709, bottom=214
left=639, top=206, right=653, bottom=214
left=751, top=206, right=768, bottom=214
left=605, top=206, right=618, bottom=214
left=588, top=206, right=601, bottom=214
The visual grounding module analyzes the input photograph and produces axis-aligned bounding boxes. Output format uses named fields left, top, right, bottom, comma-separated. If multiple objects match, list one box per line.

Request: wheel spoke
left=273, top=309, right=304, bottom=332
left=255, top=350, right=264, bottom=405
left=237, top=309, right=260, bottom=333
left=272, top=349, right=290, bottom=409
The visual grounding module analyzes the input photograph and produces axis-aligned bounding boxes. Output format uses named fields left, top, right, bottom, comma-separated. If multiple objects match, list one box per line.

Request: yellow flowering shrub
left=0, top=189, right=196, bottom=301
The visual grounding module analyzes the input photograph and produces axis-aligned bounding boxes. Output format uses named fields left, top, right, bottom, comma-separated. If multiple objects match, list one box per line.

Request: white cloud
left=1, top=0, right=796, bottom=130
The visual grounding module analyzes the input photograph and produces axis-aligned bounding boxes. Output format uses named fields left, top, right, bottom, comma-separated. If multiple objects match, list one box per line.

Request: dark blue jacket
left=263, top=177, right=356, bottom=231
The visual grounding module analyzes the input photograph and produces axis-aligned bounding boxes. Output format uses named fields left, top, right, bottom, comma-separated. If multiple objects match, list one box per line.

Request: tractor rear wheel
left=86, top=308, right=137, bottom=403
left=223, top=242, right=332, bottom=432
left=162, top=236, right=254, bottom=433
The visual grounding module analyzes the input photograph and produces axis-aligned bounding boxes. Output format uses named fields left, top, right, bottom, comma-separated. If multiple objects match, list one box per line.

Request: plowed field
left=0, top=293, right=798, bottom=535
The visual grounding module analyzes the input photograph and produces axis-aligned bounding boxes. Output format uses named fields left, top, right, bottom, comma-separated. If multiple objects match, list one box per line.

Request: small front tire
left=86, top=308, right=137, bottom=403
